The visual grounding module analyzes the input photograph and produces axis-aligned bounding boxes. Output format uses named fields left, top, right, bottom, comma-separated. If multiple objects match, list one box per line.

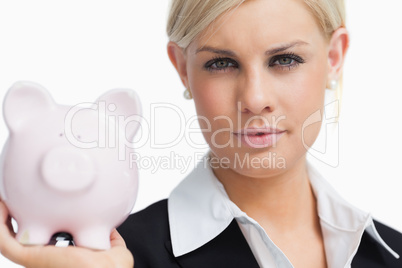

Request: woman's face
left=171, top=0, right=346, bottom=178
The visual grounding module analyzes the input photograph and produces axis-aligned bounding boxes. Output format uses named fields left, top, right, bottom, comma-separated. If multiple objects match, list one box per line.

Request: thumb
left=110, top=229, right=126, bottom=248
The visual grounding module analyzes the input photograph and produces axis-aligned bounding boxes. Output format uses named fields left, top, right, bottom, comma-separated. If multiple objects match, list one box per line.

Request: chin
left=231, top=163, right=289, bottom=180
left=212, top=147, right=288, bottom=171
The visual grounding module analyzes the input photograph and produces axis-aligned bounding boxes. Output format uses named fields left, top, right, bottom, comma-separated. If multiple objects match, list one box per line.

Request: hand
left=0, top=201, right=134, bottom=268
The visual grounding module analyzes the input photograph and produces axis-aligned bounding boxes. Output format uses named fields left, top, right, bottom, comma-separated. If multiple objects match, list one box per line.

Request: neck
left=212, top=155, right=319, bottom=234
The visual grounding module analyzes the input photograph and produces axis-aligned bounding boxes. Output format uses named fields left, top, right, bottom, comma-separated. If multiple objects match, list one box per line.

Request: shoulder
left=118, top=199, right=170, bottom=247
left=117, top=199, right=178, bottom=267
left=119, top=199, right=169, bottom=231
left=353, top=219, right=402, bottom=268
left=373, top=220, right=402, bottom=256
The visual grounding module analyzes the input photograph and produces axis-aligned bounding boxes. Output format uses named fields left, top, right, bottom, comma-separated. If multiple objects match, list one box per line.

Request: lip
left=233, top=127, right=286, bottom=148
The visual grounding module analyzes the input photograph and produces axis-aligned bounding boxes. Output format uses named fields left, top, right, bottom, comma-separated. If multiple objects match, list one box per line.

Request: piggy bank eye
left=59, top=133, right=64, bottom=137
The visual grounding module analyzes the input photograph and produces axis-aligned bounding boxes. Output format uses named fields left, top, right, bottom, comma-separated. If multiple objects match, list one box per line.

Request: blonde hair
left=166, top=1, right=243, bottom=49
left=167, top=0, right=345, bottom=48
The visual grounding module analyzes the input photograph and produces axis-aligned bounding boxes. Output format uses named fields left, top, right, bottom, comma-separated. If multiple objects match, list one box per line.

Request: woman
left=0, top=0, right=401, bottom=267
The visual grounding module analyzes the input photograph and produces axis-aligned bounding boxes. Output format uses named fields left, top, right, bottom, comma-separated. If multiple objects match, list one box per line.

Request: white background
left=0, top=0, right=401, bottom=267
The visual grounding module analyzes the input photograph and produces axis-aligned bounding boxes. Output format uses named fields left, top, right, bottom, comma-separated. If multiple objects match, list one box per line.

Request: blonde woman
left=0, top=0, right=401, bottom=267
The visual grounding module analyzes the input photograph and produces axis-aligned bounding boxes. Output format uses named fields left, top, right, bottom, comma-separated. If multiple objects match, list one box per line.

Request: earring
left=327, top=80, right=338, bottom=90
left=183, top=88, right=193, bottom=100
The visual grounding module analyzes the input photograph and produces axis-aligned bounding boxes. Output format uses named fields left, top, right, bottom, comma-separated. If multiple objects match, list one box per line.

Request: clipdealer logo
left=63, top=99, right=340, bottom=169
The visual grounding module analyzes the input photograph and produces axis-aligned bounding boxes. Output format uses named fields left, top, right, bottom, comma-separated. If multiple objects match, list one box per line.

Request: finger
left=0, top=202, right=14, bottom=237
left=109, top=229, right=134, bottom=268
left=110, top=229, right=127, bottom=248
left=6, top=215, right=15, bottom=236
left=0, top=201, right=8, bottom=223
left=0, top=201, right=16, bottom=236
left=0, top=202, right=26, bottom=265
left=0, top=202, right=55, bottom=268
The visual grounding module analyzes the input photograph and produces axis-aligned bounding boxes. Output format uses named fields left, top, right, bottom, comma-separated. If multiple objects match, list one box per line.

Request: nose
left=41, top=147, right=95, bottom=193
left=236, top=66, right=274, bottom=115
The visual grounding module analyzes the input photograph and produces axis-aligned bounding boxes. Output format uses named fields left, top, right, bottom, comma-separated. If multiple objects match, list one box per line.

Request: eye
left=205, top=57, right=238, bottom=72
left=269, top=53, right=305, bottom=71
left=216, top=60, right=230, bottom=68
left=278, top=57, right=293, bottom=65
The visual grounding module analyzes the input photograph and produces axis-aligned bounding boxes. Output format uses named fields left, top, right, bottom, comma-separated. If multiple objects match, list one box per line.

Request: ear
left=3, top=81, right=55, bottom=132
left=95, top=89, right=142, bottom=142
left=167, top=41, right=189, bottom=89
left=327, top=27, right=350, bottom=82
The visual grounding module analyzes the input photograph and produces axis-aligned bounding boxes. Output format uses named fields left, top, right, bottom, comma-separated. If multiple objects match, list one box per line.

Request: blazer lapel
left=352, top=224, right=402, bottom=268
left=171, top=219, right=260, bottom=268
left=351, top=230, right=387, bottom=268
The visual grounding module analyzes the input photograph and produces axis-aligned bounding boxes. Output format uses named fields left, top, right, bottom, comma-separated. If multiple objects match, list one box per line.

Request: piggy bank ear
left=3, top=81, right=55, bottom=132
left=96, top=89, right=142, bottom=142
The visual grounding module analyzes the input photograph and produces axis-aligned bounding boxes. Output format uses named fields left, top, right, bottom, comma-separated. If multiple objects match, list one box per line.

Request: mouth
left=234, top=127, right=286, bottom=135
left=233, top=127, right=286, bottom=148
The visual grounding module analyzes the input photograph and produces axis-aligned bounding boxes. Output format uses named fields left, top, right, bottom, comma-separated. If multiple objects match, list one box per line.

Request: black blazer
left=118, top=199, right=402, bottom=268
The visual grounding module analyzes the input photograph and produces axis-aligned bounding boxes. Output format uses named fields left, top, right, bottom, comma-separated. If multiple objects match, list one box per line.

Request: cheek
left=191, top=84, right=244, bottom=156
left=189, top=70, right=236, bottom=127
left=283, top=60, right=327, bottom=148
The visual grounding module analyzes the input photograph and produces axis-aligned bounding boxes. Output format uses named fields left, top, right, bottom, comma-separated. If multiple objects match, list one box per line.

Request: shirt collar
left=307, top=161, right=400, bottom=265
left=168, top=156, right=233, bottom=257
left=168, top=155, right=399, bottom=260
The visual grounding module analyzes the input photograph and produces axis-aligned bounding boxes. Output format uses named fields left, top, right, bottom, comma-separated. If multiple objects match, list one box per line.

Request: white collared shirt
left=168, top=156, right=399, bottom=268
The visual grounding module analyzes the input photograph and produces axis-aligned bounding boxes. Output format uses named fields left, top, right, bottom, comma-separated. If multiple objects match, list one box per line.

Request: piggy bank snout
left=41, top=147, right=95, bottom=193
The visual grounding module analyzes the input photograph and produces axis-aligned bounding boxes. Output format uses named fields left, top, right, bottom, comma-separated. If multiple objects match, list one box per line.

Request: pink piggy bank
left=0, top=81, right=141, bottom=250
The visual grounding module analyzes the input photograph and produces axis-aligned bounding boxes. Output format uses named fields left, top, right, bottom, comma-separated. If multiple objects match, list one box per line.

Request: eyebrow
left=195, top=46, right=236, bottom=57
left=265, top=40, right=309, bottom=55
left=195, top=40, right=309, bottom=56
